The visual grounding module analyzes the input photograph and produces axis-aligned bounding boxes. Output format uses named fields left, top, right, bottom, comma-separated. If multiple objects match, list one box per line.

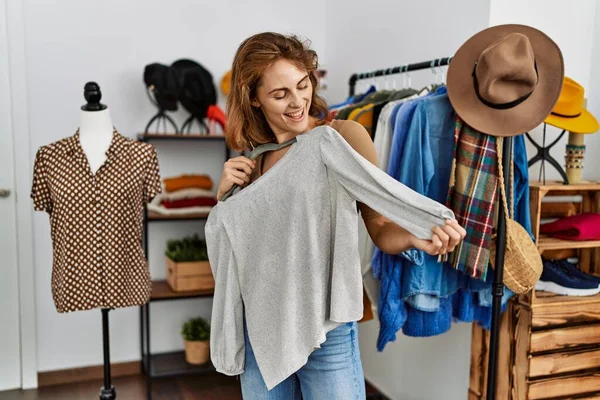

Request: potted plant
left=181, top=316, right=211, bottom=365
left=165, top=234, right=214, bottom=292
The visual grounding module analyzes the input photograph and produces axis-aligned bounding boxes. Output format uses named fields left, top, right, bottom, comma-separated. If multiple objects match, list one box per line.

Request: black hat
left=171, top=59, right=217, bottom=120
left=143, top=63, right=181, bottom=111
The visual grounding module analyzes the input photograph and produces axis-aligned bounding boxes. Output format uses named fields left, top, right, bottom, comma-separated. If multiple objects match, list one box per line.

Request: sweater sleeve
left=319, top=126, right=455, bottom=240
left=332, top=120, right=381, bottom=221
left=204, top=223, right=245, bottom=376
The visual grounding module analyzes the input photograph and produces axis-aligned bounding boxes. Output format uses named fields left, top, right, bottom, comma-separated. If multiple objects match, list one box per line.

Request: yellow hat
left=220, top=70, right=232, bottom=97
left=544, top=77, right=599, bottom=134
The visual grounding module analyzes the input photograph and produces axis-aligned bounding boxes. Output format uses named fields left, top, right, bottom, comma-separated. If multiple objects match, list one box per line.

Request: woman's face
left=253, top=59, right=313, bottom=137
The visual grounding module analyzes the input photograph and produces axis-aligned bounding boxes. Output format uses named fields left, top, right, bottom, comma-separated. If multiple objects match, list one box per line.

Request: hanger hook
left=400, top=65, right=404, bottom=89
left=384, top=68, right=390, bottom=90
left=401, top=65, right=406, bottom=89
left=402, top=66, right=406, bottom=88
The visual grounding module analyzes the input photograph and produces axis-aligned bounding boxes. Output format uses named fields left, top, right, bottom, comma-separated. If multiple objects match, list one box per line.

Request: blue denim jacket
left=403, top=134, right=532, bottom=335
left=375, top=89, right=464, bottom=311
left=397, top=91, right=459, bottom=311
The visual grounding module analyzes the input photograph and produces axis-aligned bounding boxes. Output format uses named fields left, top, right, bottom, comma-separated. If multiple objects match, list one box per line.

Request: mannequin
left=32, top=81, right=161, bottom=399
left=79, top=82, right=114, bottom=174
left=80, top=82, right=117, bottom=400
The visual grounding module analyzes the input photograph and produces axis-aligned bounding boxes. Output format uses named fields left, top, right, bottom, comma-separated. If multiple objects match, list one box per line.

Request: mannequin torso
left=79, top=108, right=114, bottom=174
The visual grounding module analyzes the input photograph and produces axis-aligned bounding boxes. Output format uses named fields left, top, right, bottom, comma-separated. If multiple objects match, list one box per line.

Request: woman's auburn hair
left=225, top=32, right=329, bottom=152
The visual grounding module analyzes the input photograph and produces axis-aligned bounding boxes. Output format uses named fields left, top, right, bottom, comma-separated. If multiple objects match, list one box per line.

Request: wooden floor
left=1, top=373, right=388, bottom=400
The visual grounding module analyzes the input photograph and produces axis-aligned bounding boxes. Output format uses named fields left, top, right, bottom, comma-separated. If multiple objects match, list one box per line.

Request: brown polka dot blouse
left=31, top=128, right=162, bottom=313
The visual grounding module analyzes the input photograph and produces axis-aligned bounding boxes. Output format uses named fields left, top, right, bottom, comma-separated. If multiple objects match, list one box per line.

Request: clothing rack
left=348, top=58, right=510, bottom=400
left=348, top=57, right=453, bottom=97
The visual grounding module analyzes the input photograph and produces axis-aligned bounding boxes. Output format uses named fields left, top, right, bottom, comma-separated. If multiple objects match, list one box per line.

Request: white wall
left=584, top=3, right=600, bottom=179
left=490, top=0, right=599, bottom=182
left=324, top=0, right=490, bottom=106
left=323, top=1, right=491, bottom=399
left=0, top=1, right=22, bottom=391
left=25, top=0, right=326, bottom=373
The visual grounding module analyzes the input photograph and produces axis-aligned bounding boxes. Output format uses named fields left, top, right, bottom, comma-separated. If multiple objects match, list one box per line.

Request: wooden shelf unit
left=137, top=133, right=226, bottom=141
left=469, top=180, right=600, bottom=400
left=139, top=134, right=229, bottom=400
left=537, top=235, right=600, bottom=253
left=147, top=210, right=211, bottom=221
left=142, top=351, right=215, bottom=378
left=150, top=280, right=214, bottom=301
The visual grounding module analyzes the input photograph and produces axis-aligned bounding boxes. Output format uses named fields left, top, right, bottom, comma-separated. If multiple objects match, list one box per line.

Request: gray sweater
left=204, top=125, right=455, bottom=390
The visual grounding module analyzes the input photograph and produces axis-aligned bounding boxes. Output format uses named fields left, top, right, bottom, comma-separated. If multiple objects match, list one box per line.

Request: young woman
left=216, top=32, right=466, bottom=399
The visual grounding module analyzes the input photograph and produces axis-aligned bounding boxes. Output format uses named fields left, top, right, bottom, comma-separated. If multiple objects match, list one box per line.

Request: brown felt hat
left=447, top=24, right=564, bottom=137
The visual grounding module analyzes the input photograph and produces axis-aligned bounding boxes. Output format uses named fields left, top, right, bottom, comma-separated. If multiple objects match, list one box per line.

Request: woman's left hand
left=410, top=219, right=466, bottom=257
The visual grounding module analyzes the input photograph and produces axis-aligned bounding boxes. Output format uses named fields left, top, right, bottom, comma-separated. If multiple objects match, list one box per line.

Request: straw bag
left=489, top=138, right=542, bottom=294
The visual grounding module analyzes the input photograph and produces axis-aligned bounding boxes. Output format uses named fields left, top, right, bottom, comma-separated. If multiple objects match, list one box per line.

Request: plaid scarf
left=446, top=117, right=499, bottom=280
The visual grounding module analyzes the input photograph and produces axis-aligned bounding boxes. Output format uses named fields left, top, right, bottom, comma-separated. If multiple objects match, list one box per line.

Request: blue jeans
left=240, top=320, right=366, bottom=399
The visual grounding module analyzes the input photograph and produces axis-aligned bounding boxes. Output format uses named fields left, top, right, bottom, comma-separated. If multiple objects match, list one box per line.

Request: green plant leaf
left=181, top=316, right=211, bottom=341
left=165, top=233, right=208, bottom=262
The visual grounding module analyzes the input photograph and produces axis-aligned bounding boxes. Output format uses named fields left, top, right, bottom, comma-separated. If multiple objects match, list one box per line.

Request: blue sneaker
left=536, top=260, right=600, bottom=296
left=552, top=258, right=600, bottom=285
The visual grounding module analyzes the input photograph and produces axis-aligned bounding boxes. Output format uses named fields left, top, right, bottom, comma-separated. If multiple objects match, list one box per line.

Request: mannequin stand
left=100, top=308, right=116, bottom=400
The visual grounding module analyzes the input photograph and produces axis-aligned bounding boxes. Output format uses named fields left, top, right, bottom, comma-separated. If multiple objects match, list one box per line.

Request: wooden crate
left=529, top=180, right=600, bottom=275
left=469, top=181, right=600, bottom=399
left=166, top=257, right=214, bottom=292
left=469, top=301, right=531, bottom=400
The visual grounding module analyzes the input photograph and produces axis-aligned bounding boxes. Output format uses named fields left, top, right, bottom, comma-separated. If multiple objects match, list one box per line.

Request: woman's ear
left=251, top=98, right=261, bottom=108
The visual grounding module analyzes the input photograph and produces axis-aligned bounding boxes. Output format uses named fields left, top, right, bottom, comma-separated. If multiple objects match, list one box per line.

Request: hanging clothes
left=335, top=89, right=417, bottom=121
left=329, top=84, right=377, bottom=110
left=375, top=113, right=531, bottom=347
left=329, top=77, right=532, bottom=348
left=358, top=93, right=423, bottom=313
left=371, top=90, right=446, bottom=282
left=373, top=94, right=421, bottom=174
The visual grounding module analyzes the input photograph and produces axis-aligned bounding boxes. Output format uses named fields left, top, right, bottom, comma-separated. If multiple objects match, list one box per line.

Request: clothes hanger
left=219, top=137, right=298, bottom=201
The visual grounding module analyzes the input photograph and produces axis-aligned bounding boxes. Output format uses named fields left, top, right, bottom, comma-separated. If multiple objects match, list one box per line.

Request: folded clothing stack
left=148, top=174, right=217, bottom=215
left=163, top=174, right=214, bottom=193
left=536, top=258, right=600, bottom=296
left=540, top=212, right=600, bottom=240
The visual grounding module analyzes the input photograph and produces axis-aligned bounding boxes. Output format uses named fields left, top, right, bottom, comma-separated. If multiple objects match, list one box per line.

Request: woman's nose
left=289, top=90, right=303, bottom=107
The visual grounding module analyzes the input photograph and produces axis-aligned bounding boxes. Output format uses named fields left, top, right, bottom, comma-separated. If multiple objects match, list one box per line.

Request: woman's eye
left=274, top=92, right=286, bottom=100
left=299, top=85, right=309, bottom=90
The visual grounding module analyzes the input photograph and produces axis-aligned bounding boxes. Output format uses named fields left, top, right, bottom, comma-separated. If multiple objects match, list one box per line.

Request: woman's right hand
left=216, top=156, right=256, bottom=200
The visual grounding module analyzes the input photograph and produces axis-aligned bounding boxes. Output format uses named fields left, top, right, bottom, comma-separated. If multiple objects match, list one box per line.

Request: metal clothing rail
left=348, top=58, right=510, bottom=400
left=348, top=57, right=453, bottom=97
